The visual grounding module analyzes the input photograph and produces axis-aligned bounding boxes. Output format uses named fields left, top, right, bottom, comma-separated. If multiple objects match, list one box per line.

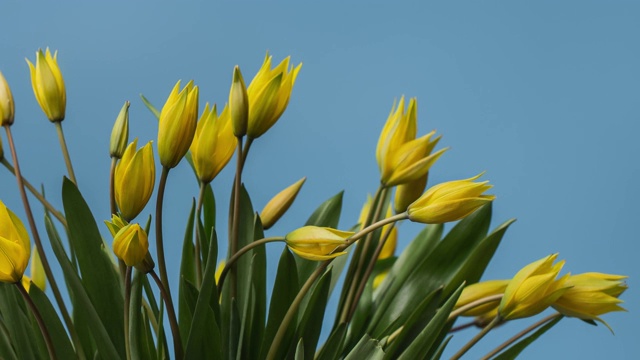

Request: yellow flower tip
left=0, top=201, right=31, bottom=283
left=285, top=226, right=354, bottom=261
left=190, top=104, right=237, bottom=183
left=407, top=173, right=496, bottom=224
left=376, top=96, right=419, bottom=181
left=260, top=177, right=307, bottom=230
left=109, top=101, right=130, bottom=159
left=454, top=279, right=510, bottom=317
left=112, top=224, right=149, bottom=267
left=246, top=54, right=301, bottom=139
left=30, top=250, right=46, bottom=291
left=104, top=214, right=129, bottom=238
left=498, top=254, right=570, bottom=320
left=114, top=139, right=156, bottom=221
left=26, top=48, right=66, bottom=122
left=158, top=80, right=199, bottom=168
left=230, top=65, right=249, bottom=137
left=0, top=71, right=15, bottom=126
left=215, top=260, right=226, bottom=285
left=21, top=275, right=32, bottom=292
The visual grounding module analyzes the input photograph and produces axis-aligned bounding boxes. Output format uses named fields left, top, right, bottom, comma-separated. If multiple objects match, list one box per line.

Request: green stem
left=124, top=266, right=132, bottom=360
left=449, top=320, right=477, bottom=333
left=155, top=167, right=173, bottom=304
left=150, top=270, right=183, bottom=360
left=229, top=136, right=244, bottom=299
left=451, top=315, right=501, bottom=360
left=242, top=137, right=253, bottom=164
left=343, top=213, right=408, bottom=248
left=216, top=237, right=285, bottom=296
left=195, top=182, right=207, bottom=287
left=481, top=313, right=562, bottom=360
left=1, top=158, right=67, bottom=227
left=54, top=121, right=77, bottom=185
left=448, top=294, right=504, bottom=321
left=16, top=281, right=57, bottom=360
left=4, top=125, right=85, bottom=360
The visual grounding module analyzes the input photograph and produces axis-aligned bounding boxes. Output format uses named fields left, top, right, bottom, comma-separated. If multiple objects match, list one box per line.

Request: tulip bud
left=285, top=226, right=353, bottom=261
left=382, top=132, right=447, bottom=186
left=246, top=54, right=301, bottom=139
left=260, top=177, right=306, bottom=230
left=158, top=80, right=199, bottom=168
left=454, top=279, right=510, bottom=317
left=0, top=201, right=31, bottom=283
left=114, top=139, right=155, bottom=221
left=190, top=104, right=236, bottom=183
left=394, top=172, right=428, bottom=214
left=0, top=71, right=15, bottom=126
left=26, top=48, right=66, bottom=122
left=407, top=173, right=496, bottom=224
left=499, top=254, right=570, bottom=320
left=112, top=224, right=149, bottom=267
left=376, top=97, right=417, bottom=181
left=104, top=214, right=129, bottom=237
left=30, top=249, right=46, bottom=291
left=229, top=66, right=249, bottom=137
left=109, top=101, right=130, bottom=159
left=134, top=252, right=156, bottom=274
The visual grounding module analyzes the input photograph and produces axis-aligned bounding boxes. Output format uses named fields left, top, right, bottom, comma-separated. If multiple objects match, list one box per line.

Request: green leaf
left=295, top=268, right=332, bottom=360
left=294, top=339, right=305, bottom=360
left=203, top=183, right=216, bottom=245
left=179, top=200, right=197, bottom=341
left=494, top=316, right=563, bottom=360
left=62, top=178, right=125, bottom=357
left=315, top=323, right=347, bottom=360
left=0, top=319, right=18, bottom=360
left=29, top=284, right=76, bottom=359
left=130, top=270, right=156, bottom=360
left=0, top=284, right=38, bottom=360
left=429, top=335, right=452, bottom=360
left=344, top=334, right=385, bottom=360
left=140, top=93, right=161, bottom=119
left=44, top=215, right=121, bottom=359
left=242, top=220, right=266, bottom=360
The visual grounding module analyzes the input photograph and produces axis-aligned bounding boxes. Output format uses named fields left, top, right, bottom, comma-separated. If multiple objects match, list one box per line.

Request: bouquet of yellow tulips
left=0, top=48, right=627, bottom=360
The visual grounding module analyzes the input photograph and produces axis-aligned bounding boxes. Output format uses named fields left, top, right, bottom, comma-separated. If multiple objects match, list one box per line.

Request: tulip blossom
left=158, top=80, right=199, bottom=168
left=285, top=226, right=353, bottom=261
left=114, top=139, right=155, bottom=220
left=26, top=48, right=66, bottom=122
left=190, top=104, right=236, bottom=183
left=0, top=201, right=31, bottom=283
left=112, top=224, right=149, bottom=267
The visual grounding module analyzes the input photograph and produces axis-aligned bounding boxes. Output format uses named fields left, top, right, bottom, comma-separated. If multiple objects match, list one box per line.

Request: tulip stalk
left=154, top=167, right=173, bottom=304
left=451, top=315, right=502, bottom=360
left=229, top=136, right=246, bottom=298
left=195, top=182, right=207, bottom=286
left=16, top=281, right=57, bottom=360
left=124, top=266, right=133, bottom=360
left=54, top=121, right=77, bottom=185
left=149, top=269, right=183, bottom=360
left=3, top=125, right=84, bottom=359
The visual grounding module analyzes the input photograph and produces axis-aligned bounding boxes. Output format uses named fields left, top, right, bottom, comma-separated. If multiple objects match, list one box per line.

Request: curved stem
left=449, top=320, right=478, bottom=333
left=155, top=167, right=173, bottom=303
left=451, top=315, right=501, bottom=360
left=217, top=237, right=285, bottom=296
left=54, top=121, right=77, bottom=185
left=242, top=137, right=253, bottom=164
left=1, top=158, right=67, bottom=227
left=150, top=270, right=183, bottom=360
left=16, top=281, right=57, bottom=360
left=124, top=266, right=132, bottom=360
left=4, top=125, right=84, bottom=360
left=342, top=213, right=408, bottom=249
left=229, top=136, right=244, bottom=299
left=481, top=313, right=562, bottom=360
left=448, top=294, right=504, bottom=321
left=195, top=182, right=206, bottom=287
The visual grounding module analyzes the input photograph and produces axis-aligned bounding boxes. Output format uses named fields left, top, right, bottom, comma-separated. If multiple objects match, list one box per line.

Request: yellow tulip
left=407, top=173, right=496, bottom=224
left=285, top=226, right=353, bottom=261
left=454, top=279, right=509, bottom=317
left=499, top=254, right=570, bottom=320
left=0, top=70, right=15, bottom=125
left=189, top=104, right=236, bottom=183
left=112, top=224, right=149, bottom=267
left=30, top=250, right=46, bottom=291
left=229, top=66, right=249, bottom=137
left=376, top=97, right=417, bottom=182
left=394, top=172, right=428, bottom=214
left=158, top=80, right=199, bottom=168
left=104, top=214, right=129, bottom=237
left=382, top=132, right=446, bottom=186
left=114, top=139, right=155, bottom=221
left=109, top=101, right=130, bottom=159
left=26, top=48, right=66, bottom=122
left=246, top=54, right=301, bottom=139
left=260, top=177, right=306, bottom=230
left=0, top=200, right=31, bottom=283
left=552, top=272, right=627, bottom=327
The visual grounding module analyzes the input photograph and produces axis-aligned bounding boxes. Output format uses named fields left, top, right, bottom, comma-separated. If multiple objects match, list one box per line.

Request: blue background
left=1, top=2, right=638, bottom=358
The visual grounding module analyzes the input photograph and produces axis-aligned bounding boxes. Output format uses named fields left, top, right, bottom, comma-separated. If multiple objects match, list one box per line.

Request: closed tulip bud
left=229, top=66, right=249, bottom=137
left=104, top=214, right=129, bottom=237
left=158, top=80, right=199, bottom=168
left=26, top=48, right=66, bottom=122
left=190, top=104, right=237, bottom=183
left=394, top=172, right=428, bottom=214
left=109, top=101, right=130, bottom=159
left=407, top=173, right=496, bottom=224
left=552, top=272, right=627, bottom=328
left=285, top=226, right=353, bottom=261
left=30, top=250, right=46, bottom=291
left=112, top=224, right=149, bottom=267
left=260, top=177, right=306, bottom=230
left=376, top=97, right=417, bottom=181
left=0, top=201, right=30, bottom=283
left=0, top=71, right=15, bottom=126
left=454, top=280, right=510, bottom=317
left=246, top=54, right=302, bottom=139
left=382, top=132, right=447, bottom=186
left=499, top=254, right=570, bottom=320
left=114, top=139, right=155, bottom=221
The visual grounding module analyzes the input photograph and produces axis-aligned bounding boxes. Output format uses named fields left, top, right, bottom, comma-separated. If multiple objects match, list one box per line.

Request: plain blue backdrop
left=1, top=2, right=638, bottom=359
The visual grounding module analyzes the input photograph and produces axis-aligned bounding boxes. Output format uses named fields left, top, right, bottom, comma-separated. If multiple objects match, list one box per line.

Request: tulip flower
left=260, top=177, right=306, bottom=230
left=382, top=132, right=446, bottom=186
left=407, top=173, right=496, bottom=224
left=189, top=104, right=236, bottom=183
left=376, top=97, right=417, bottom=181
left=158, top=80, right=199, bottom=168
left=109, top=101, right=130, bottom=159
left=454, top=279, right=510, bottom=317
left=229, top=66, right=249, bottom=137
left=0, top=70, right=15, bottom=126
left=26, top=48, right=66, bottom=122
left=552, top=272, right=627, bottom=327
left=499, top=254, right=570, bottom=320
left=394, top=172, right=428, bottom=214
left=246, top=54, right=301, bottom=139
left=114, top=139, right=155, bottom=221
left=112, top=224, right=149, bottom=267
left=285, top=226, right=353, bottom=261
left=105, top=214, right=129, bottom=237
left=0, top=201, right=31, bottom=283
